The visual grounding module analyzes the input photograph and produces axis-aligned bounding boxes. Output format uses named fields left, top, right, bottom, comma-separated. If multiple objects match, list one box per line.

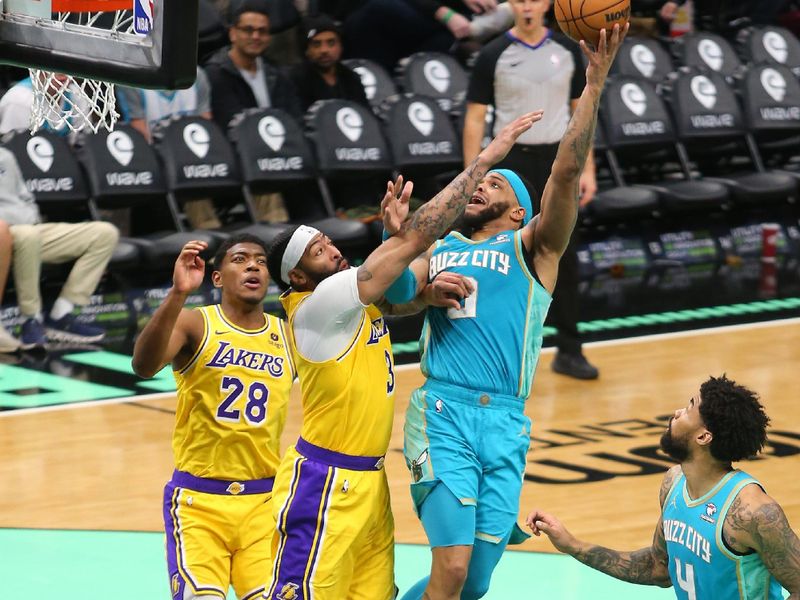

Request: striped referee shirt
left=467, top=29, right=585, bottom=145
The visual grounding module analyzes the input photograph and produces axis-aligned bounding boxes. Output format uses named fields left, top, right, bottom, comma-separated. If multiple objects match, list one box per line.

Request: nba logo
left=134, top=0, right=154, bottom=35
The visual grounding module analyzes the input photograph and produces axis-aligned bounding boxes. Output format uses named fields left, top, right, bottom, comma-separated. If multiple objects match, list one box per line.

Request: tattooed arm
left=723, top=485, right=800, bottom=598
left=526, top=465, right=678, bottom=588
left=354, top=111, right=543, bottom=305
left=523, top=23, right=628, bottom=294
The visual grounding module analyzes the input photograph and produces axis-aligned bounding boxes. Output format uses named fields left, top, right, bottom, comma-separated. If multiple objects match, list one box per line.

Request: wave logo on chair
left=106, top=131, right=134, bottom=166
left=423, top=60, right=451, bottom=94
left=408, top=102, right=434, bottom=137
left=183, top=123, right=211, bottom=158
left=620, top=82, right=647, bottom=116
left=630, top=44, right=656, bottom=79
left=697, top=39, right=724, bottom=72
left=335, top=107, right=363, bottom=142
left=761, top=68, right=787, bottom=102
left=763, top=31, right=789, bottom=64
left=26, top=136, right=54, bottom=172
left=690, top=75, right=717, bottom=109
left=258, top=116, right=286, bottom=151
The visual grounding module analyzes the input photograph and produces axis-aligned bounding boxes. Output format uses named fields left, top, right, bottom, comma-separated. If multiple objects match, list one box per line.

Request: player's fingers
left=579, top=39, right=592, bottom=62
left=394, top=175, right=404, bottom=197
left=401, top=180, right=414, bottom=202
left=535, top=520, right=551, bottom=535
left=598, top=28, right=607, bottom=55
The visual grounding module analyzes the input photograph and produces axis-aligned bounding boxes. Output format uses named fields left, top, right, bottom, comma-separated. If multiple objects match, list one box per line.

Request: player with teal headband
left=382, top=23, right=629, bottom=600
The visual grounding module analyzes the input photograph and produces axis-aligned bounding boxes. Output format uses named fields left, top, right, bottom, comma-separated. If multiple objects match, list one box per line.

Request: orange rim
left=51, top=0, right=134, bottom=12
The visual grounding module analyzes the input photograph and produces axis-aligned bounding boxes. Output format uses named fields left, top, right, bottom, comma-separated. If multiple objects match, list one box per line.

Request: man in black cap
left=288, top=13, right=370, bottom=112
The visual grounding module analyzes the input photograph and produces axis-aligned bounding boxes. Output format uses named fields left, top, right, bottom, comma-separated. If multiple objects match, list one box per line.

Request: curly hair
left=699, top=374, right=770, bottom=463
left=212, top=233, right=268, bottom=269
left=266, top=225, right=301, bottom=291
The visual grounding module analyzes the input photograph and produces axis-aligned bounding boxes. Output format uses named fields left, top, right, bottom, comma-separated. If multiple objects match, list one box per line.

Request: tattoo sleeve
left=407, top=157, right=489, bottom=247
left=729, top=496, right=800, bottom=595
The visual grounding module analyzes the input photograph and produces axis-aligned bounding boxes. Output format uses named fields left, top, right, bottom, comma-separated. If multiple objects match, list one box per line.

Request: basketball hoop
left=26, top=0, right=138, bottom=133
left=29, top=70, right=119, bottom=133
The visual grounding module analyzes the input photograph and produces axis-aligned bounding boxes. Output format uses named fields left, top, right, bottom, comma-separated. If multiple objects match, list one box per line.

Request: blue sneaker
left=45, top=314, right=105, bottom=343
left=20, top=318, right=47, bottom=350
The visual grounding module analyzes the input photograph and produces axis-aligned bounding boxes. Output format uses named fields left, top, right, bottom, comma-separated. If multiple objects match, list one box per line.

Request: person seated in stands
left=0, top=73, right=89, bottom=137
left=116, top=67, right=222, bottom=230
left=0, top=149, right=118, bottom=349
left=205, top=0, right=303, bottom=130
left=288, top=14, right=370, bottom=112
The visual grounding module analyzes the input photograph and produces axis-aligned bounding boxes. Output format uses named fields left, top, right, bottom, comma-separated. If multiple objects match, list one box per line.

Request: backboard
left=0, top=0, right=198, bottom=89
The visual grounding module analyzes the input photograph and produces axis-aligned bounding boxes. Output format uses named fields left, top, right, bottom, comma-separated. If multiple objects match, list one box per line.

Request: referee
left=463, top=0, right=599, bottom=380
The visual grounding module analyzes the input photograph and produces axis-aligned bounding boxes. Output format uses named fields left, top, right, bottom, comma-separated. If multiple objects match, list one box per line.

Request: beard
left=457, top=201, right=511, bottom=231
left=304, top=257, right=346, bottom=286
left=660, top=421, right=690, bottom=462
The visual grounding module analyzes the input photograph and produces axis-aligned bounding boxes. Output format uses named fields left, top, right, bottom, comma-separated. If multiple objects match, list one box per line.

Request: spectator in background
left=321, top=0, right=508, bottom=72
left=0, top=147, right=118, bottom=348
left=205, top=0, right=301, bottom=224
left=205, top=0, right=303, bottom=130
left=657, top=0, right=789, bottom=35
left=0, top=219, right=19, bottom=353
left=116, top=67, right=222, bottom=230
left=463, top=0, right=599, bottom=380
left=0, top=73, right=89, bottom=137
left=288, top=14, right=369, bottom=111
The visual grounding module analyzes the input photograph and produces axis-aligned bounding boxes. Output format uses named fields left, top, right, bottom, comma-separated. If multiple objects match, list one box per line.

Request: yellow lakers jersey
left=281, top=290, right=395, bottom=457
left=172, top=305, right=295, bottom=480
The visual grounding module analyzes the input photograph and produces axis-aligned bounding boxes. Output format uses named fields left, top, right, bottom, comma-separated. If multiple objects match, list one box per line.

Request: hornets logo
left=410, top=448, right=429, bottom=483
left=277, top=582, right=300, bottom=599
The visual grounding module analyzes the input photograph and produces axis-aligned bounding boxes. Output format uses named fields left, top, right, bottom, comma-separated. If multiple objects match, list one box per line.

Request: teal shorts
left=403, top=378, right=532, bottom=545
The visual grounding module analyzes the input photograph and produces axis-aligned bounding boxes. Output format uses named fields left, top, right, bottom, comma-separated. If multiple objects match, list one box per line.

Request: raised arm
left=527, top=465, right=677, bottom=588
left=132, top=241, right=206, bottom=377
left=355, top=110, right=543, bottom=305
left=724, top=485, right=800, bottom=599
left=523, top=24, right=628, bottom=293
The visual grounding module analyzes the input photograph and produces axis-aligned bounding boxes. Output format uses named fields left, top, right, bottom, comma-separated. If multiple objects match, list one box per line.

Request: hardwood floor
left=2, top=320, right=798, bottom=555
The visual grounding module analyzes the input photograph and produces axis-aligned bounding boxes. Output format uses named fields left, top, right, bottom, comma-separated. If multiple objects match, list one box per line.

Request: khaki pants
left=183, top=198, right=221, bottom=230
left=252, top=192, right=289, bottom=223
left=9, top=221, right=119, bottom=316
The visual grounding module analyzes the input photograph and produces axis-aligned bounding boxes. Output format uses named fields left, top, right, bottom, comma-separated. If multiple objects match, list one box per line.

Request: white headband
left=281, top=225, right=321, bottom=284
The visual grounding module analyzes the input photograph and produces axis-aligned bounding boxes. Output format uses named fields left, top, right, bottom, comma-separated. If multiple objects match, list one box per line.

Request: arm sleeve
left=384, top=266, right=418, bottom=304
left=292, top=268, right=368, bottom=362
left=195, top=68, right=212, bottom=115
left=466, top=38, right=505, bottom=106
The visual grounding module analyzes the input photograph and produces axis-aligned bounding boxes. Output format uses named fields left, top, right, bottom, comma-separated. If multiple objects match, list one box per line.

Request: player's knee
left=434, top=553, right=470, bottom=589
left=91, top=221, right=119, bottom=247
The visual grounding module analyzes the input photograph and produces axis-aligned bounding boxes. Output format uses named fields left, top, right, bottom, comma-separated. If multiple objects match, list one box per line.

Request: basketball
left=554, top=0, right=631, bottom=47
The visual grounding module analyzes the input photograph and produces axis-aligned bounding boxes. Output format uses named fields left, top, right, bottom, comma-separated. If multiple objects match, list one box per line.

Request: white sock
left=50, top=298, right=75, bottom=321
left=23, top=313, right=44, bottom=323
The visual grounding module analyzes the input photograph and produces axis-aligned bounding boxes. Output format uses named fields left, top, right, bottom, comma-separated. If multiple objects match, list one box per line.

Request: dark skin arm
left=526, top=464, right=677, bottom=587
left=722, top=484, right=800, bottom=599
left=355, top=111, right=543, bottom=306
left=131, top=241, right=206, bottom=377
left=521, top=24, right=628, bottom=294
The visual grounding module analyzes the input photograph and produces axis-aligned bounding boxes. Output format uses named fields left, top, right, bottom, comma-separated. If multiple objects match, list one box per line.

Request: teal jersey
left=420, top=230, right=551, bottom=399
left=663, top=469, right=784, bottom=600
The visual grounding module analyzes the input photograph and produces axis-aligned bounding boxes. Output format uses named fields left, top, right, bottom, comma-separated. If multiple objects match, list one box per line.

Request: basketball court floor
left=1, top=319, right=798, bottom=599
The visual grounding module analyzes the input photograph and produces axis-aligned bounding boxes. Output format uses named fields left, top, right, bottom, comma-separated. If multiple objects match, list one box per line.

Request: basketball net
left=27, top=0, right=134, bottom=133
left=29, top=70, right=118, bottom=134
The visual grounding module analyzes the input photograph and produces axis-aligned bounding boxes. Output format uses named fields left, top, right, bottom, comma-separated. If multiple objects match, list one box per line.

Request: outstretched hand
left=381, top=175, right=414, bottom=236
left=173, top=240, right=208, bottom=294
left=581, top=22, right=630, bottom=88
left=526, top=509, right=578, bottom=554
left=479, top=109, right=545, bottom=166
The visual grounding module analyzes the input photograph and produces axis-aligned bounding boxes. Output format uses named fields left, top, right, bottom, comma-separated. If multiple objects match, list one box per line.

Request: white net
left=20, top=6, right=136, bottom=134
left=28, top=69, right=119, bottom=134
